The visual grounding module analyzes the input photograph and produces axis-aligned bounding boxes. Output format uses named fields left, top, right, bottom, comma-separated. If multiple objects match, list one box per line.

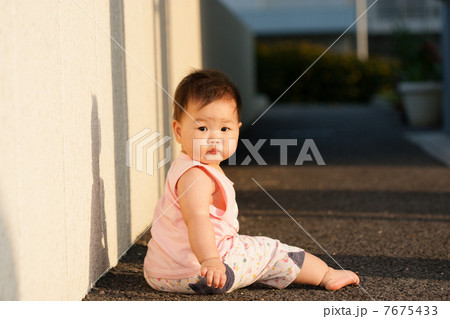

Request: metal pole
left=356, top=0, right=369, bottom=60
left=442, top=0, right=450, bottom=135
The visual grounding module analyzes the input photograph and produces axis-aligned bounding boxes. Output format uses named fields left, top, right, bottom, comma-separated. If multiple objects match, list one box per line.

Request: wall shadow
left=0, top=199, right=18, bottom=300
left=89, top=96, right=110, bottom=288
left=153, top=0, right=172, bottom=183
left=109, top=0, right=131, bottom=257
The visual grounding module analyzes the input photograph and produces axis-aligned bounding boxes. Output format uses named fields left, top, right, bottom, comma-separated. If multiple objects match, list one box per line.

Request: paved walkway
left=83, top=105, right=449, bottom=301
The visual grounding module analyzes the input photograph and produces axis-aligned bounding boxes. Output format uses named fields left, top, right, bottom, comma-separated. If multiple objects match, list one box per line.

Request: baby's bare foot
left=320, top=267, right=360, bottom=291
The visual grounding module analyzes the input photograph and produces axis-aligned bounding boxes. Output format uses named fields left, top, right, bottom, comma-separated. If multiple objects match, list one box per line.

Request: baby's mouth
left=207, top=147, right=221, bottom=155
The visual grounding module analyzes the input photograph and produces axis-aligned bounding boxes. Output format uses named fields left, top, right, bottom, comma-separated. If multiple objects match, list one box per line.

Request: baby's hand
left=200, top=258, right=227, bottom=289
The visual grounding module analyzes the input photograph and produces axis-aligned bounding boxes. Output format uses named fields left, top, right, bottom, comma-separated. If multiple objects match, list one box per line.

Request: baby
left=143, top=69, right=359, bottom=294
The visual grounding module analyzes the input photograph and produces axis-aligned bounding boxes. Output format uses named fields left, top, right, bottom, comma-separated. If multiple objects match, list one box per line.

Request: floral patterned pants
left=144, top=235, right=305, bottom=294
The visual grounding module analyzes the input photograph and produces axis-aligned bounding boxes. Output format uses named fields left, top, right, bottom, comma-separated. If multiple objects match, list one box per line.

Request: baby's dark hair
left=172, top=69, right=241, bottom=121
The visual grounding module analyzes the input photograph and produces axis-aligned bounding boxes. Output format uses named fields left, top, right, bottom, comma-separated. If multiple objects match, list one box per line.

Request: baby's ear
left=238, top=122, right=242, bottom=128
left=172, top=120, right=182, bottom=144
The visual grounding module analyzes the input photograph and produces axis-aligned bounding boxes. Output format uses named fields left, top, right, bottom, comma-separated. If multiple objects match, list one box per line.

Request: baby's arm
left=177, top=167, right=226, bottom=289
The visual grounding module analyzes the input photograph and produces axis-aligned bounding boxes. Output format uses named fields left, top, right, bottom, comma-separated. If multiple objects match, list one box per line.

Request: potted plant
left=393, top=30, right=442, bottom=127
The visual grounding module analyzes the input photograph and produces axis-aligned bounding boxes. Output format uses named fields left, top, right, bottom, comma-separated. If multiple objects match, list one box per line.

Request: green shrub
left=391, top=29, right=442, bottom=82
left=257, top=41, right=396, bottom=103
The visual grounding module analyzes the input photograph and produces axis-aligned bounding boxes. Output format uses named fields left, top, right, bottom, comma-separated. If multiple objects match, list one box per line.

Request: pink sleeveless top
left=144, top=152, right=239, bottom=279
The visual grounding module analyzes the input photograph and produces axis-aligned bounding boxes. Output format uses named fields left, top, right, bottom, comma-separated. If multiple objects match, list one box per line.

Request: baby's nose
left=208, top=138, right=221, bottom=144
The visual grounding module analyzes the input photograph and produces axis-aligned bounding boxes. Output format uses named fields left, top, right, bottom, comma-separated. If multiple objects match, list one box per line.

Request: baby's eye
left=198, top=126, right=207, bottom=132
left=221, top=127, right=230, bottom=132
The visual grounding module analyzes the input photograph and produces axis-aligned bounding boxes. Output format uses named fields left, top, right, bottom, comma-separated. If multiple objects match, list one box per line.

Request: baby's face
left=173, top=98, right=242, bottom=165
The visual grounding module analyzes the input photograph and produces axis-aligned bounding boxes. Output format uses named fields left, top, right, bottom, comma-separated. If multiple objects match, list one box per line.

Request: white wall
left=0, top=0, right=256, bottom=300
left=0, top=0, right=202, bottom=300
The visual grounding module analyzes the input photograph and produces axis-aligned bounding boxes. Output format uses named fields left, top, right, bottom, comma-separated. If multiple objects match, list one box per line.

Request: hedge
left=257, top=42, right=396, bottom=103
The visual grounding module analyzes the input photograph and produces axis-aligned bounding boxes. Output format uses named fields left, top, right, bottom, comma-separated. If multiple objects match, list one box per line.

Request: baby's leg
left=292, top=252, right=360, bottom=291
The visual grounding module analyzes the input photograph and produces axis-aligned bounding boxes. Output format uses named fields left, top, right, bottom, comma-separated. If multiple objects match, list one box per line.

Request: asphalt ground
left=83, top=105, right=449, bottom=301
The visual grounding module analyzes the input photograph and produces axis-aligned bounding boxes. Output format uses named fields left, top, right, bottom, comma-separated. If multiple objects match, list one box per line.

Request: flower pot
left=398, top=82, right=442, bottom=127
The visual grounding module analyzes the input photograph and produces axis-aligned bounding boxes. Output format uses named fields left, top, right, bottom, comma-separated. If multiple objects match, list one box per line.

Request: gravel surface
left=83, top=105, right=449, bottom=301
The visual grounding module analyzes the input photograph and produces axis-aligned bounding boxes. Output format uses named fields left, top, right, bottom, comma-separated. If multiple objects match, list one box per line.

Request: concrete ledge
left=404, top=131, right=450, bottom=166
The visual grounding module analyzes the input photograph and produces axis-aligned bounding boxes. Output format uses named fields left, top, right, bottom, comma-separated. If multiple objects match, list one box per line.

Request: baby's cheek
left=227, top=138, right=239, bottom=153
